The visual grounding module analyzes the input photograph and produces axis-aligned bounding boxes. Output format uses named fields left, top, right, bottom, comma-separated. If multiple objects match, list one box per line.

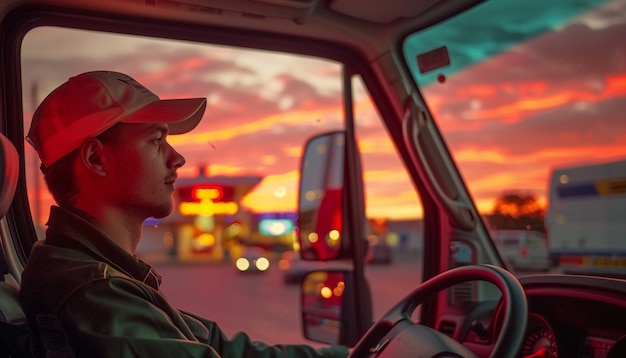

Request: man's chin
left=150, top=204, right=174, bottom=219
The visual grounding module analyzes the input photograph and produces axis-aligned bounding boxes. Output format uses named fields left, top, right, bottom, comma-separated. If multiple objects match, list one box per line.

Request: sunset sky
left=20, top=0, right=626, bottom=224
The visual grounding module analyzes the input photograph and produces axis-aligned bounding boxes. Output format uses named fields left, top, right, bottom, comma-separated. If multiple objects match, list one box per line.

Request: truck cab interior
left=1, top=0, right=626, bottom=357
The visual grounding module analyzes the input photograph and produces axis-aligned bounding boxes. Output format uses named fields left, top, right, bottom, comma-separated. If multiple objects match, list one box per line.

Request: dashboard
left=518, top=275, right=626, bottom=358
left=439, top=274, right=626, bottom=358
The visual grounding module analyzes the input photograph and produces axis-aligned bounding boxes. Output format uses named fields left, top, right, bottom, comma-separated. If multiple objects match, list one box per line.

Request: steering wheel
left=348, top=264, right=527, bottom=358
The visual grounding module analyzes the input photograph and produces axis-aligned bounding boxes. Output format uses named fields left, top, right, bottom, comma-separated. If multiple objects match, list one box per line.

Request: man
left=20, top=71, right=350, bottom=358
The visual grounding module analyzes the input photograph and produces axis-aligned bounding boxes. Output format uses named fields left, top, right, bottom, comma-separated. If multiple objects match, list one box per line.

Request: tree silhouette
left=487, top=192, right=545, bottom=232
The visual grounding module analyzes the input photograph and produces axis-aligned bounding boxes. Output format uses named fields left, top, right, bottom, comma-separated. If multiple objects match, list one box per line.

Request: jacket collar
left=44, top=205, right=161, bottom=290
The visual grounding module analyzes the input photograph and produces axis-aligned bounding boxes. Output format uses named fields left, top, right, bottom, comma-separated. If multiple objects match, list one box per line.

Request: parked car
left=492, top=230, right=551, bottom=272
left=234, top=246, right=270, bottom=273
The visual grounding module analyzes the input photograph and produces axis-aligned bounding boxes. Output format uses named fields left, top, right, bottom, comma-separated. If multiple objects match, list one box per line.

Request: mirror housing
left=297, top=131, right=349, bottom=260
left=297, top=127, right=372, bottom=343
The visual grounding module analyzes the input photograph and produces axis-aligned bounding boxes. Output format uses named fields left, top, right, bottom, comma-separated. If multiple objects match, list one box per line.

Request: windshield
left=404, top=0, right=626, bottom=278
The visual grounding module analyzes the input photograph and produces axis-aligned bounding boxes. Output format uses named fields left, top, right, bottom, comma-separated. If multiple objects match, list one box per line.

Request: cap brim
left=122, top=98, right=207, bottom=134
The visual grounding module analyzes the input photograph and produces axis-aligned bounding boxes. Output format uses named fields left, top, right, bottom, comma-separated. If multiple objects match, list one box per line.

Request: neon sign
left=258, top=219, right=294, bottom=236
left=178, top=185, right=238, bottom=216
left=193, top=187, right=222, bottom=201
left=178, top=185, right=234, bottom=202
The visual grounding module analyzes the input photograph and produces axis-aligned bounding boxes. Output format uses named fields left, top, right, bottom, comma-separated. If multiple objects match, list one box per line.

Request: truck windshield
left=404, top=0, right=626, bottom=278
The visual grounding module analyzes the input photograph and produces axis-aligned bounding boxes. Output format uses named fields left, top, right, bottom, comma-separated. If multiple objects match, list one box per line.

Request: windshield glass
left=404, top=0, right=626, bottom=278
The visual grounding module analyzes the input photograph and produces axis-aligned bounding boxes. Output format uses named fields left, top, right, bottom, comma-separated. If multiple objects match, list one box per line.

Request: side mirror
left=300, top=269, right=365, bottom=347
left=297, top=131, right=347, bottom=260
left=297, top=129, right=373, bottom=346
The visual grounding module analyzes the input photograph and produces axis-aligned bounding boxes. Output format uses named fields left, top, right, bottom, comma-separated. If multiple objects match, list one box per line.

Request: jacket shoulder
left=20, top=241, right=130, bottom=313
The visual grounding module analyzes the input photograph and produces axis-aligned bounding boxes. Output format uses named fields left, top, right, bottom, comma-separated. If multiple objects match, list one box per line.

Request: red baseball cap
left=26, top=71, right=207, bottom=168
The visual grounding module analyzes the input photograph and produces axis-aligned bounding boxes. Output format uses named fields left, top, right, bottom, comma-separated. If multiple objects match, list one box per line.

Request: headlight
left=255, top=257, right=270, bottom=271
left=236, top=257, right=251, bottom=271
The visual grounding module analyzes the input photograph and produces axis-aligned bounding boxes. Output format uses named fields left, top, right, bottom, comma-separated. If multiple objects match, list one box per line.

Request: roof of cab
left=1, top=0, right=483, bottom=62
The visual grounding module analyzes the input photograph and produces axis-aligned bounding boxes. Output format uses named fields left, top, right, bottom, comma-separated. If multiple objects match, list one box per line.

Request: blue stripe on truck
left=557, top=183, right=597, bottom=198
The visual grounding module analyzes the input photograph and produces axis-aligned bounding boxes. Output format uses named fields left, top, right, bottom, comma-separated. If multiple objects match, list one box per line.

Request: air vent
left=450, top=282, right=475, bottom=304
left=438, top=320, right=456, bottom=337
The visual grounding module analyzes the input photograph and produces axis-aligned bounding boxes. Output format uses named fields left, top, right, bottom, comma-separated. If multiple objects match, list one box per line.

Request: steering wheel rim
left=348, top=264, right=527, bottom=358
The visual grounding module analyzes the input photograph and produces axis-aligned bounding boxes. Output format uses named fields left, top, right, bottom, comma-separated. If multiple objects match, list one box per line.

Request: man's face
left=101, top=123, right=185, bottom=220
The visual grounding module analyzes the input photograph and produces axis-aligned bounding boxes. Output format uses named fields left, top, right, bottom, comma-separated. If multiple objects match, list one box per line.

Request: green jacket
left=20, top=206, right=349, bottom=358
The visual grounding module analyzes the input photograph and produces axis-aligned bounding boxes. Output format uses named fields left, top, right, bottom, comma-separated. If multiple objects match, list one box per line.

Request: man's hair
left=42, top=123, right=124, bottom=207
left=43, top=151, right=79, bottom=207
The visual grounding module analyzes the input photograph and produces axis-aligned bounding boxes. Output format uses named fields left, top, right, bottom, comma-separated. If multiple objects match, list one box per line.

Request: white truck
left=546, top=158, right=626, bottom=277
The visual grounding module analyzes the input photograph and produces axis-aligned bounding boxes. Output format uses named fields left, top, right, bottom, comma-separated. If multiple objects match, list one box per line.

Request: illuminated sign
left=178, top=185, right=238, bottom=216
left=178, top=185, right=235, bottom=202
left=193, top=187, right=222, bottom=201
left=258, top=219, right=294, bottom=236
left=179, top=200, right=238, bottom=216
left=257, top=212, right=298, bottom=221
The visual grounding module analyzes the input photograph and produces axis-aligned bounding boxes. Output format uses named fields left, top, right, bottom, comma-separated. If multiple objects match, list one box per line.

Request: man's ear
left=80, top=138, right=107, bottom=176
